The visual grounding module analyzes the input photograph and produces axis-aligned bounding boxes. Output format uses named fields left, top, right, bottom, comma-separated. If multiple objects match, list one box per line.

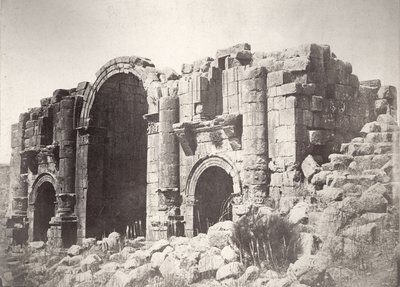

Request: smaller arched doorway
left=185, top=155, right=242, bottom=237
left=194, top=166, right=234, bottom=234
left=33, top=182, right=56, bottom=242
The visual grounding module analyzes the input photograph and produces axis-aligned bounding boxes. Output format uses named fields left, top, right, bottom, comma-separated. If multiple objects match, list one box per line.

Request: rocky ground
left=1, top=115, right=399, bottom=287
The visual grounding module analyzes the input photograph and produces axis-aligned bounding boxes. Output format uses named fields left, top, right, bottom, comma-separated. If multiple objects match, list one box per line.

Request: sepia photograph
left=0, top=0, right=399, bottom=286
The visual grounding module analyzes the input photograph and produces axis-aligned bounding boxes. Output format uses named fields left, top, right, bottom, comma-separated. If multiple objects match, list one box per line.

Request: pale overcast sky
left=0, top=0, right=399, bottom=163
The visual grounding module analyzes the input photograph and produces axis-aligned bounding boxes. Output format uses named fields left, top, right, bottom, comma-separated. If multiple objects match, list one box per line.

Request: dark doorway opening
left=33, top=182, right=56, bottom=241
left=193, top=166, right=233, bottom=235
left=86, top=73, right=147, bottom=239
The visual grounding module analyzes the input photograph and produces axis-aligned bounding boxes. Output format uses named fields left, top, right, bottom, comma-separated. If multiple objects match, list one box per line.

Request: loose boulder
left=220, top=246, right=239, bottom=263
left=207, top=221, right=234, bottom=249
left=67, top=245, right=82, bottom=257
left=301, top=155, right=321, bottom=180
left=216, top=262, right=244, bottom=281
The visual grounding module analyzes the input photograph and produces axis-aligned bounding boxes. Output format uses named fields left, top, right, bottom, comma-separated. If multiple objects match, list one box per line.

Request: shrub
left=232, top=207, right=299, bottom=270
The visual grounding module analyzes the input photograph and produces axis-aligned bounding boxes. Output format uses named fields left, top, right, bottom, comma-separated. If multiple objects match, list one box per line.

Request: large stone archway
left=184, top=155, right=242, bottom=236
left=76, top=57, right=153, bottom=240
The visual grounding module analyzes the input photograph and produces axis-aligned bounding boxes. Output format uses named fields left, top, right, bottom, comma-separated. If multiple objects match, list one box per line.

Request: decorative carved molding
left=13, top=197, right=28, bottom=214
left=173, top=114, right=242, bottom=155
left=29, top=173, right=56, bottom=205
left=147, top=122, right=159, bottom=135
left=157, top=188, right=180, bottom=211
left=76, top=126, right=106, bottom=145
left=37, top=145, right=59, bottom=167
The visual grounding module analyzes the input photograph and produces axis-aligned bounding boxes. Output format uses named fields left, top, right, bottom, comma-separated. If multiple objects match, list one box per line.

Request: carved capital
left=157, top=188, right=180, bottom=211
left=55, top=193, right=76, bottom=215
left=147, top=122, right=159, bottom=134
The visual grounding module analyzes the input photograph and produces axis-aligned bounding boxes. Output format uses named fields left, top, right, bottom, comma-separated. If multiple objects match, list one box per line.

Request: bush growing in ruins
left=232, top=208, right=299, bottom=270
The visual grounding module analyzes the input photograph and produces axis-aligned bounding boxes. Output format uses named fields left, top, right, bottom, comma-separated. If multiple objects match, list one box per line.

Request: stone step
left=349, top=154, right=392, bottom=170
left=364, top=131, right=398, bottom=144
left=323, top=154, right=354, bottom=170
left=340, top=142, right=374, bottom=156
left=360, top=120, right=399, bottom=135
left=327, top=173, right=379, bottom=188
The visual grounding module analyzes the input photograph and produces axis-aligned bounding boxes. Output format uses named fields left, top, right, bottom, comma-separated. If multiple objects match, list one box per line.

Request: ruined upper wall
left=10, top=43, right=397, bottom=175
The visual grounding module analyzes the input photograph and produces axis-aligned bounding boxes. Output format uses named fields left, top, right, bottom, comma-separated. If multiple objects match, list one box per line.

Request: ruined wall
left=7, top=88, right=80, bottom=247
left=249, top=44, right=397, bottom=206
left=7, top=42, right=396, bottom=246
left=0, top=164, right=10, bottom=244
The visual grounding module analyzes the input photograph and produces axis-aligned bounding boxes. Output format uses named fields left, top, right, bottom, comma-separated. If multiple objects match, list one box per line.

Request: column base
left=48, top=215, right=78, bottom=248
left=6, top=215, right=28, bottom=245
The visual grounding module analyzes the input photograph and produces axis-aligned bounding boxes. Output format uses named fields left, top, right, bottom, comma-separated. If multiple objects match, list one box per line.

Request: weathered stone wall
left=0, top=164, right=10, bottom=244
left=6, top=42, right=397, bottom=247
left=7, top=87, right=81, bottom=247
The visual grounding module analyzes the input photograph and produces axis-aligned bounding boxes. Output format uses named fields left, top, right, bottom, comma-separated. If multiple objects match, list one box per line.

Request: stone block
left=365, top=132, right=393, bottom=143
left=360, top=79, right=381, bottom=90
left=317, top=187, right=344, bottom=203
left=276, top=82, right=302, bottom=96
left=308, top=130, right=332, bottom=145
left=270, top=173, right=283, bottom=187
left=301, top=155, right=321, bottom=180
left=286, top=96, right=297, bottom=108
left=267, top=86, right=277, bottom=97
left=11, top=123, right=23, bottom=148
left=303, top=110, right=313, bottom=127
left=267, top=70, right=292, bottom=87
left=233, top=50, right=252, bottom=61
left=273, top=96, right=285, bottom=110
left=274, top=125, right=295, bottom=142
left=216, top=43, right=251, bottom=58
left=241, top=78, right=264, bottom=94
left=242, top=138, right=267, bottom=155
left=40, top=97, right=51, bottom=107
left=334, top=84, right=354, bottom=101
left=302, top=83, right=316, bottom=96
left=279, top=108, right=296, bottom=126
left=282, top=170, right=301, bottom=187
left=374, top=99, right=389, bottom=115
left=24, top=127, right=35, bottom=139
left=51, top=89, right=69, bottom=104
left=378, top=85, right=397, bottom=100
left=276, top=141, right=297, bottom=157
left=243, top=111, right=265, bottom=126
left=242, top=123, right=265, bottom=138
left=311, top=96, right=323, bottom=111
left=282, top=56, right=311, bottom=72
left=376, top=114, right=397, bottom=125
left=360, top=121, right=381, bottom=135
left=312, top=112, right=322, bottom=128
left=227, top=82, right=238, bottom=96
left=242, top=91, right=264, bottom=104
left=341, top=143, right=374, bottom=156
left=349, top=74, right=359, bottom=89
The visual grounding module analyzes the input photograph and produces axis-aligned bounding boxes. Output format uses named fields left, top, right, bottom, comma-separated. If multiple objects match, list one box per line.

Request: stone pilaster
left=48, top=97, right=77, bottom=247
left=241, top=67, right=269, bottom=205
left=6, top=113, right=30, bottom=245
left=158, top=96, right=183, bottom=237
left=75, top=126, right=106, bottom=241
